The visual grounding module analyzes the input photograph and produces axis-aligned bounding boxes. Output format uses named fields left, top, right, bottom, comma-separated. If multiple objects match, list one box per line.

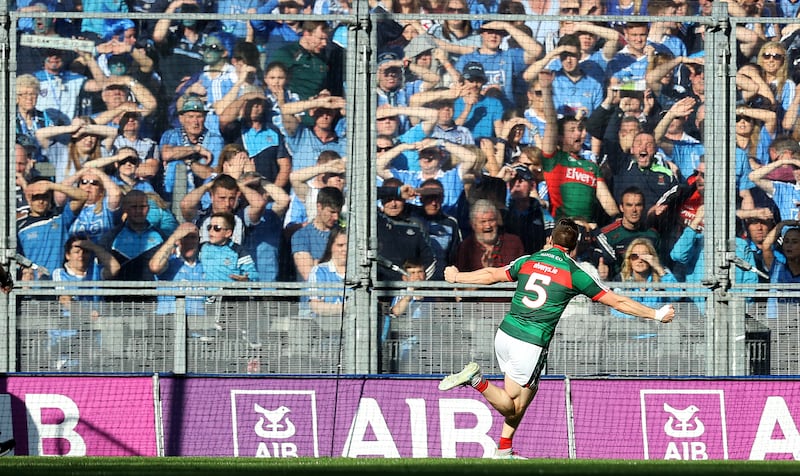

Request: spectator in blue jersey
left=407, top=178, right=462, bottom=280
left=377, top=137, right=477, bottom=217
left=286, top=150, right=346, bottom=229
left=408, top=87, right=476, bottom=146
left=89, top=79, right=158, bottom=134
left=374, top=104, right=438, bottom=171
left=426, top=0, right=481, bottom=71
left=62, top=166, right=123, bottom=243
left=149, top=222, right=207, bottom=318
left=35, top=117, right=118, bottom=185
left=16, top=74, right=67, bottom=156
left=260, top=62, right=302, bottom=137
left=180, top=173, right=267, bottom=245
left=451, top=62, right=505, bottom=140
left=159, top=94, right=224, bottom=206
left=750, top=154, right=800, bottom=223
left=292, top=186, right=345, bottom=281
left=199, top=211, right=258, bottom=282
left=250, top=0, right=305, bottom=59
left=652, top=97, right=703, bottom=181
left=607, top=23, right=670, bottom=87
left=454, top=20, right=542, bottom=108
left=99, top=190, right=166, bottom=282
left=282, top=94, right=347, bottom=171
left=218, top=94, right=292, bottom=191
left=240, top=172, right=291, bottom=282
left=32, top=48, right=88, bottom=121
left=15, top=138, right=42, bottom=220
left=308, top=225, right=348, bottom=317
left=17, top=177, right=86, bottom=279
left=761, top=219, right=800, bottom=318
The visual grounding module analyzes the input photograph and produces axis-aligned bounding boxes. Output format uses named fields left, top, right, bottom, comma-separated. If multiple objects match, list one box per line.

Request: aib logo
left=231, top=390, right=319, bottom=458
left=641, top=390, right=729, bottom=460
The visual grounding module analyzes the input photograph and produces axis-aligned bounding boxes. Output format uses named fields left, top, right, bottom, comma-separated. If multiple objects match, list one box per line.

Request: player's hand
left=655, top=304, right=675, bottom=323
left=444, top=266, right=459, bottom=284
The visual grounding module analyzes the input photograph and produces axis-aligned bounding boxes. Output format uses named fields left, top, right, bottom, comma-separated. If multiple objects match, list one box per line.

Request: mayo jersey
left=501, top=245, right=609, bottom=347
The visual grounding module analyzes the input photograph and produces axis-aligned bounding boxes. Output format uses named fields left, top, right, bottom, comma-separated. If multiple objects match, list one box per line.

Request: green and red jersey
left=542, top=150, right=603, bottom=220
left=500, top=245, right=609, bottom=347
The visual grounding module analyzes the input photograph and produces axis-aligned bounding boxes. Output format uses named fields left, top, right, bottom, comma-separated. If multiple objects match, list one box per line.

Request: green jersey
left=499, top=246, right=609, bottom=347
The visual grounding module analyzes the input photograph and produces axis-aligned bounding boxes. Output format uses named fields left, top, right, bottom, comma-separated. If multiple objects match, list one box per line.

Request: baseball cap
left=404, top=35, right=436, bottom=60
left=512, top=165, right=534, bottom=182
left=179, top=95, right=207, bottom=114
left=377, top=51, right=400, bottom=67
left=462, top=61, right=487, bottom=82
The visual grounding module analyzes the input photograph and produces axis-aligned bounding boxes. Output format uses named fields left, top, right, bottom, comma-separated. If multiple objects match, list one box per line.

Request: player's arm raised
left=598, top=291, right=675, bottom=323
left=445, top=266, right=511, bottom=285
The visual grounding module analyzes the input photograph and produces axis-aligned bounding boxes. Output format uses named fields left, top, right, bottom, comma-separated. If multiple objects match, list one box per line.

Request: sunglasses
left=80, top=179, right=100, bottom=186
left=202, top=43, right=223, bottom=52
left=206, top=224, right=229, bottom=232
left=629, top=253, right=644, bottom=261
left=447, top=7, right=469, bottom=13
left=120, top=158, right=140, bottom=166
left=559, top=52, right=579, bottom=61
left=761, top=52, right=784, bottom=60
left=532, top=90, right=544, bottom=97
left=419, top=155, right=438, bottom=162
left=560, top=7, right=579, bottom=14
left=377, top=146, right=393, bottom=152
left=736, top=115, right=754, bottom=123
left=421, top=193, right=444, bottom=202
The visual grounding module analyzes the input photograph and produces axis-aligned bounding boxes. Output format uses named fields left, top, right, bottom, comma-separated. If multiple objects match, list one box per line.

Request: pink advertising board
left=570, top=379, right=800, bottom=461
left=157, top=377, right=568, bottom=458
left=0, top=376, right=157, bottom=456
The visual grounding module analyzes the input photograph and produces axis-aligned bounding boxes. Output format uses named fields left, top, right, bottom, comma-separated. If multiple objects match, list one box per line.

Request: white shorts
left=494, top=329, right=548, bottom=389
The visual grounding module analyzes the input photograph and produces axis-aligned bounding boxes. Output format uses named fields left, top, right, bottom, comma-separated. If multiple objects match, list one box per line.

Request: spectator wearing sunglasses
left=62, top=166, right=122, bottom=243
left=199, top=211, right=258, bottom=283
left=610, top=237, right=677, bottom=318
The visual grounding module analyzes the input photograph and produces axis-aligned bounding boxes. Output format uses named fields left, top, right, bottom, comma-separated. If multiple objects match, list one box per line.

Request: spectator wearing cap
left=377, top=137, right=477, bottom=217
left=501, top=164, right=546, bottom=255
left=402, top=36, right=443, bottom=97
left=159, top=94, right=224, bottom=206
left=454, top=20, right=542, bottom=108
left=32, top=49, right=88, bottom=121
left=375, top=50, right=414, bottom=132
left=269, top=21, right=332, bottom=100
left=451, top=61, right=505, bottom=140
left=172, top=31, right=238, bottom=134
left=407, top=178, right=462, bottom=280
left=17, top=176, right=85, bottom=279
left=218, top=92, right=292, bottom=191
left=281, top=94, right=347, bottom=171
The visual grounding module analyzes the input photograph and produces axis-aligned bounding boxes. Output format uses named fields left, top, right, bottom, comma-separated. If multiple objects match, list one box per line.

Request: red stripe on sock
left=498, top=437, right=513, bottom=450
left=473, top=378, right=489, bottom=393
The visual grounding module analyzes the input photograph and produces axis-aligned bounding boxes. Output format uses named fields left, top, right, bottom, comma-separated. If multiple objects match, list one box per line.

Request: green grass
left=0, top=457, right=798, bottom=476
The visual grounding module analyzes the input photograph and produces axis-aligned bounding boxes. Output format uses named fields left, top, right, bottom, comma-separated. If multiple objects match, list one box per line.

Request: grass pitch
left=0, top=457, right=798, bottom=476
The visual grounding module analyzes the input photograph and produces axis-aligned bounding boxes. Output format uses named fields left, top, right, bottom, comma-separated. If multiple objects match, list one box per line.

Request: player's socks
left=498, top=437, right=513, bottom=451
left=471, top=373, right=488, bottom=392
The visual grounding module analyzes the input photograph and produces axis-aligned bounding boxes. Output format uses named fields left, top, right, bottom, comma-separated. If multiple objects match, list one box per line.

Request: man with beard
left=454, top=199, right=524, bottom=273
left=540, top=74, right=618, bottom=225
left=611, top=132, right=677, bottom=211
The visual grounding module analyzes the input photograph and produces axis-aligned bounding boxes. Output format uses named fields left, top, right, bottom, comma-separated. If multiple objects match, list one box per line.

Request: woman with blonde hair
left=756, top=41, right=794, bottom=119
left=35, top=116, right=118, bottom=184
left=612, top=237, right=676, bottom=318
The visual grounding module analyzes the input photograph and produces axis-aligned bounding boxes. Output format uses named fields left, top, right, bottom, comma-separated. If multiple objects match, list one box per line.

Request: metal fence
left=2, top=3, right=800, bottom=377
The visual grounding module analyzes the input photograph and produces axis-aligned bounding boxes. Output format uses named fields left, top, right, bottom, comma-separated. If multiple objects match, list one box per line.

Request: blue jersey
left=308, top=261, right=344, bottom=303
left=771, top=181, right=800, bottom=221
left=154, top=256, right=206, bottom=316
left=286, top=125, right=347, bottom=171
left=551, top=72, right=604, bottom=117
left=68, top=197, right=118, bottom=244
left=453, top=95, right=504, bottom=140
left=159, top=127, right=225, bottom=199
left=455, top=48, right=527, bottom=107
left=291, top=224, right=330, bottom=280
left=199, top=240, right=258, bottom=282
left=245, top=206, right=284, bottom=282
left=17, top=212, right=75, bottom=277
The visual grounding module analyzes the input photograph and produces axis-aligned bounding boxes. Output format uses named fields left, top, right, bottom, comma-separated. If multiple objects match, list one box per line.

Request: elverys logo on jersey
left=640, top=390, right=729, bottom=460
left=230, top=390, right=319, bottom=457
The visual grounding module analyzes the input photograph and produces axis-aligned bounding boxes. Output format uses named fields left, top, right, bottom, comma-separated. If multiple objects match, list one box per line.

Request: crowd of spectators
left=11, top=0, right=800, bottom=316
